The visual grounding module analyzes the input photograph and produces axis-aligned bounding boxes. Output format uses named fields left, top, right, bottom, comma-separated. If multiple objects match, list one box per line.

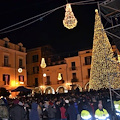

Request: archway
left=44, top=86, right=55, bottom=94
left=85, top=82, right=89, bottom=91
left=33, top=87, right=42, bottom=94
left=56, top=86, right=68, bottom=93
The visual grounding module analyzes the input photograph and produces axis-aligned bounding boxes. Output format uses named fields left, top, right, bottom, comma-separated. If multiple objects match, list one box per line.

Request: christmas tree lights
left=89, top=9, right=120, bottom=90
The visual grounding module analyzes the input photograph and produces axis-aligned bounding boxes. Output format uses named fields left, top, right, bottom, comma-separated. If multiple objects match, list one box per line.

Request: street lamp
left=18, top=68, right=23, bottom=73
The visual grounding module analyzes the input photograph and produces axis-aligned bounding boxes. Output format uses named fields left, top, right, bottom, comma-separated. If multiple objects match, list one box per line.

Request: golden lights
left=40, top=58, right=46, bottom=68
left=63, top=3, right=77, bottom=29
left=58, top=73, right=62, bottom=80
left=89, top=9, right=120, bottom=90
left=18, top=68, right=23, bottom=73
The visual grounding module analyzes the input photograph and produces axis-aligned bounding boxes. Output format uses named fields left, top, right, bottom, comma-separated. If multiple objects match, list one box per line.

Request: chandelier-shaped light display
left=63, top=3, right=77, bottom=29
left=40, top=58, right=46, bottom=68
left=58, top=73, right=62, bottom=80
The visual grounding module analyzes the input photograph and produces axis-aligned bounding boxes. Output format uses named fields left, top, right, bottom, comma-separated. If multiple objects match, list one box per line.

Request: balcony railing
left=57, top=80, right=65, bottom=84
left=69, top=66, right=77, bottom=71
left=2, top=64, right=11, bottom=67
left=45, top=81, right=51, bottom=85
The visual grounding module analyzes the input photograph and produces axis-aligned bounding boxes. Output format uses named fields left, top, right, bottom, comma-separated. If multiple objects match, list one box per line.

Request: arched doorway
left=85, top=82, right=89, bottom=91
left=56, top=86, right=68, bottom=93
left=33, top=87, right=42, bottom=94
left=44, top=86, right=55, bottom=94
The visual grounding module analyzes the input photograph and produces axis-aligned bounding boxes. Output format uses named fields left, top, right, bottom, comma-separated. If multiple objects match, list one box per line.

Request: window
left=72, top=73, right=77, bottom=79
left=33, top=66, right=39, bottom=74
left=71, top=62, right=76, bottom=70
left=85, top=56, right=91, bottom=65
left=46, top=76, right=50, bottom=85
left=4, top=41, right=9, bottom=48
left=19, top=75, right=24, bottom=82
left=4, top=55, right=9, bottom=66
left=71, top=73, right=78, bottom=82
left=3, top=74, right=10, bottom=85
left=32, top=55, right=38, bottom=63
left=88, top=68, right=91, bottom=78
left=35, top=78, right=38, bottom=87
left=19, top=59, right=23, bottom=68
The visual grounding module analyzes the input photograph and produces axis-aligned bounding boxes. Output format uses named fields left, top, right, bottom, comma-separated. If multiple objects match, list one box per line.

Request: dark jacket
left=67, top=104, right=77, bottom=120
left=55, top=104, right=61, bottom=119
left=29, top=102, right=40, bottom=120
left=48, top=105, right=56, bottom=119
left=9, top=104, right=26, bottom=120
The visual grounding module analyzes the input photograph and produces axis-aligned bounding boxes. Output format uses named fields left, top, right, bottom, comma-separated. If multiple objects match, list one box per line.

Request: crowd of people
left=0, top=88, right=120, bottom=120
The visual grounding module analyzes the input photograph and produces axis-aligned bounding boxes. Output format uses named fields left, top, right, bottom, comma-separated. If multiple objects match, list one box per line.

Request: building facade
left=0, top=37, right=27, bottom=91
left=26, top=45, right=55, bottom=88
left=27, top=44, right=118, bottom=94
left=41, top=49, right=92, bottom=94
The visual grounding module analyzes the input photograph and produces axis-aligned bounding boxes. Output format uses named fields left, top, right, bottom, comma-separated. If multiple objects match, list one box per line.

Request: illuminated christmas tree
left=89, top=9, right=120, bottom=90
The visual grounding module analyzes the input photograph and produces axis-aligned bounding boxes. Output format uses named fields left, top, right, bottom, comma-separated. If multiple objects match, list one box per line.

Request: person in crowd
left=55, top=101, right=61, bottom=120
left=38, top=101, right=43, bottom=120
left=80, top=104, right=92, bottom=120
left=67, top=101, right=77, bottom=120
left=0, top=99, right=9, bottom=120
left=60, top=102, right=67, bottom=120
left=48, top=101, right=56, bottom=120
left=29, top=100, right=40, bottom=120
left=9, top=98, right=26, bottom=120
left=95, top=103, right=109, bottom=120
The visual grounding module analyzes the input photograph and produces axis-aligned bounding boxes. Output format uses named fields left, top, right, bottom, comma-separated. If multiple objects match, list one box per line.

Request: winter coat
left=55, top=104, right=61, bottom=119
left=0, top=99, right=9, bottom=119
left=60, top=107, right=67, bottom=119
left=9, top=104, right=26, bottom=120
left=29, top=102, right=40, bottom=120
left=48, top=105, right=56, bottom=119
left=67, top=104, right=77, bottom=120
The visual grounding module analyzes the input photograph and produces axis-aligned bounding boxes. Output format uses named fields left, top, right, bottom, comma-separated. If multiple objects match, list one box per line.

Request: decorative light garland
left=63, top=3, right=77, bottom=29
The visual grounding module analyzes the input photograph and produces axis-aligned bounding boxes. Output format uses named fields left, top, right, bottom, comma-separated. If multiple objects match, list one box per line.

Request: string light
left=89, top=9, right=120, bottom=90
left=63, top=3, right=77, bottom=29
left=40, top=58, right=46, bottom=68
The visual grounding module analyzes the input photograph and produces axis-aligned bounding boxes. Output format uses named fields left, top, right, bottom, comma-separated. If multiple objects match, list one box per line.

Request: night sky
left=0, top=0, right=98, bottom=53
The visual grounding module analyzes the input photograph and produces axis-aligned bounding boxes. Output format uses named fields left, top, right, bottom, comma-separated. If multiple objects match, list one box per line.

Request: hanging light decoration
left=63, top=3, right=77, bottom=29
left=40, top=58, right=46, bottom=68
left=58, top=73, right=62, bottom=80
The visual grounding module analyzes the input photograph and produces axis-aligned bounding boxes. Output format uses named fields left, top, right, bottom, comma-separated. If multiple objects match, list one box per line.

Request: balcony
left=2, top=64, right=11, bottom=67
left=19, top=66, right=25, bottom=69
left=69, top=66, right=77, bottom=71
left=71, top=78, right=78, bottom=83
left=57, top=80, right=65, bottom=84
left=33, top=71, right=39, bottom=74
left=45, top=81, right=51, bottom=85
